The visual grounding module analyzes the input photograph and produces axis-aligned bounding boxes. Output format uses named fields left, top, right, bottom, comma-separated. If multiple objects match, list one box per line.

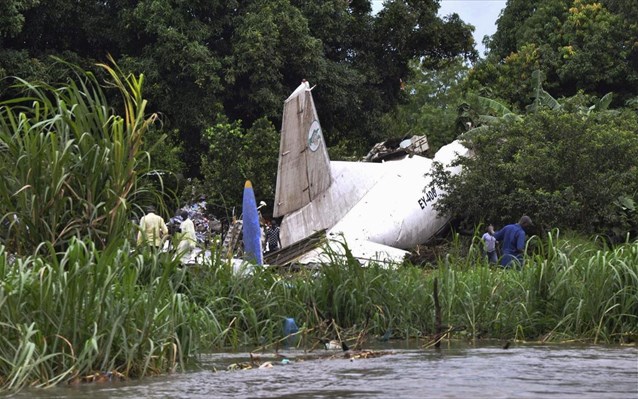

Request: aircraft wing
left=295, top=233, right=409, bottom=268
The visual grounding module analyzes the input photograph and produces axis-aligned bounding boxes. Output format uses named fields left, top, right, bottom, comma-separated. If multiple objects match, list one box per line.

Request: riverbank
left=0, top=231, right=636, bottom=391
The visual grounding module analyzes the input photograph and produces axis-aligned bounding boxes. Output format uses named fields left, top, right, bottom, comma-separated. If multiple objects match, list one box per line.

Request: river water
left=12, top=343, right=638, bottom=398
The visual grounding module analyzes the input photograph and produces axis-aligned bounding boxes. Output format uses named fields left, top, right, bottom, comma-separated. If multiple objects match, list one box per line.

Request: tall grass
left=184, top=231, right=637, bottom=351
left=0, top=240, right=209, bottom=391
left=0, top=59, right=190, bottom=391
left=0, top=228, right=635, bottom=391
left=425, top=231, right=637, bottom=343
left=0, top=57, right=163, bottom=255
left=2, top=238, right=630, bottom=388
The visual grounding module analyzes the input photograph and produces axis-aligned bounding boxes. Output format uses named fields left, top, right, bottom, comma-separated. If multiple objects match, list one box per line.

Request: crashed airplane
left=272, top=81, right=471, bottom=265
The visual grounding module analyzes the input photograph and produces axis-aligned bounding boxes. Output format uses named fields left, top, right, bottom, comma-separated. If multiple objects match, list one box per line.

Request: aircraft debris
left=363, top=135, right=430, bottom=162
left=272, top=80, right=471, bottom=266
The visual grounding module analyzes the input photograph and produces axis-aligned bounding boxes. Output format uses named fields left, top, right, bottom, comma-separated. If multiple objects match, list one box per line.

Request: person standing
left=482, top=224, right=498, bottom=264
left=177, top=210, right=197, bottom=262
left=265, top=220, right=282, bottom=253
left=137, top=206, right=168, bottom=249
left=491, top=216, right=533, bottom=268
left=257, top=201, right=267, bottom=252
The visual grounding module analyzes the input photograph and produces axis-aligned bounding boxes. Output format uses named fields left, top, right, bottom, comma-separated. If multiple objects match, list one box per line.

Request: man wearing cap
left=489, top=216, right=533, bottom=268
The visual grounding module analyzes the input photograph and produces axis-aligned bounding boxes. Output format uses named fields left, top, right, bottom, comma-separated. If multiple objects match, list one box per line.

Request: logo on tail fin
left=308, top=120, right=322, bottom=152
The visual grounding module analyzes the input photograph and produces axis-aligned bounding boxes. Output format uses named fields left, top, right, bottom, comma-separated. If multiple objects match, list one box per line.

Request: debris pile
left=362, top=135, right=429, bottom=162
left=168, top=200, right=223, bottom=245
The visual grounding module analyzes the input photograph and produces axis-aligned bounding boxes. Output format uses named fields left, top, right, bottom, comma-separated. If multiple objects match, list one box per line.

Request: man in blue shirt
left=490, top=216, right=533, bottom=268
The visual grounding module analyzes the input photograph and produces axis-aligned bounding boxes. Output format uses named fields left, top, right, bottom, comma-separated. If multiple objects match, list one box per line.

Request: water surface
left=14, top=344, right=638, bottom=398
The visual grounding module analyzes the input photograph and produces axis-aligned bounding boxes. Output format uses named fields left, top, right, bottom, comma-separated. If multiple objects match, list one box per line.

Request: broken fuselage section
left=273, top=81, right=470, bottom=265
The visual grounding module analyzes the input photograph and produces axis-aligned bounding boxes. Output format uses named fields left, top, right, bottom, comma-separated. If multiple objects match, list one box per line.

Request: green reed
left=431, top=231, right=637, bottom=343
left=0, top=229, right=635, bottom=391
left=0, top=57, right=163, bottom=256
left=0, top=240, right=207, bottom=391
left=185, top=230, right=637, bottom=350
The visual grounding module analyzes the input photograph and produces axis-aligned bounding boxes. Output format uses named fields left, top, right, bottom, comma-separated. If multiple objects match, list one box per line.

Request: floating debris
left=69, top=370, right=126, bottom=385
left=323, top=339, right=342, bottom=350
left=334, top=341, right=394, bottom=361
left=227, top=362, right=253, bottom=371
left=344, top=349, right=392, bottom=361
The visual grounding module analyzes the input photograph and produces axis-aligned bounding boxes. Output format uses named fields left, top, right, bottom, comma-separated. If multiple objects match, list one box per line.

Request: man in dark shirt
left=265, top=220, right=282, bottom=253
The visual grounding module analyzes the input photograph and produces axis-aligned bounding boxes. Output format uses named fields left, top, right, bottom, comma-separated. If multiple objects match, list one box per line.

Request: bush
left=431, top=109, right=638, bottom=239
left=200, top=115, right=279, bottom=210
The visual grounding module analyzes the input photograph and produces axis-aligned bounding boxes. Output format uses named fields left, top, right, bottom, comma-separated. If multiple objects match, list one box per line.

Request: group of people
left=138, top=204, right=532, bottom=268
left=481, top=215, right=534, bottom=268
left=137, top=204, right=284, bottom=262
left=136, top=206, right=197, bottom=262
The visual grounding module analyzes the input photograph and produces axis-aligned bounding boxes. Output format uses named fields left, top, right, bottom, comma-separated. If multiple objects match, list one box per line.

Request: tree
left=117, top=0, right=228, bottom=176
left=200, top=116, right=279, bottom=211
left=430, top=106, right=638, bottom=239
left=353, top=1, right=477, bottom=146
left=485, top=0, right=543, bottom=60
left=472, top=0, right=638, bottom=108
left=222, top=0, right=325, bottom=123
left=0, top=0, right=478, bottom=194
left=0, top=0, right=40, bottom=38
left=379, top=57, right=475, bottom=153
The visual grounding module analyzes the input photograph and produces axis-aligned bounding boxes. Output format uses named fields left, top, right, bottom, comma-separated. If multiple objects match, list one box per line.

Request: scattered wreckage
left=177, top=81, right=469, bottom=269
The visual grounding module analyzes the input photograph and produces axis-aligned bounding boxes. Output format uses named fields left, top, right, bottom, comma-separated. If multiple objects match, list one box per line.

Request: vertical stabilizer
left=273, top=81, right=331, bottom=217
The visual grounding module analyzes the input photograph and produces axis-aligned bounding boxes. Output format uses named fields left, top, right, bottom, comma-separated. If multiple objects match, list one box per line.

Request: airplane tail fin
left=273, top=81, right=331, bottom=217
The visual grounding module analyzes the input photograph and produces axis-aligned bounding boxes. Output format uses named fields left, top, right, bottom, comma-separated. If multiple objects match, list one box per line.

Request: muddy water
left=13, top=344, right=638, bottom=398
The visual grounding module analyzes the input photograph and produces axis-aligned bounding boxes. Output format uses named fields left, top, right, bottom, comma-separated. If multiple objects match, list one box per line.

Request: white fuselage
left=280, top=140, right=468, bottom=250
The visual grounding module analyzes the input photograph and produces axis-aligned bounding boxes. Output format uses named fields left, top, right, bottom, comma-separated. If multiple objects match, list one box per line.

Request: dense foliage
left=469, top=0, right=638, bottom=109
left=200, top=116, right=280, bottom=209
left=430, top=106, right=638, bottom=240
left=4, top=0, right=636, bottom=219
left=380, top=58, right=472, bottom=153
left=0, top=0, right=476, bottom=197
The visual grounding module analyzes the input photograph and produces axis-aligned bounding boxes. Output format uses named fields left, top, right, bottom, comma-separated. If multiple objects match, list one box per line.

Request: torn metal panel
left=363, top=135, right=430, bottom=162
left=263, top=229, right=327, bottom=267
